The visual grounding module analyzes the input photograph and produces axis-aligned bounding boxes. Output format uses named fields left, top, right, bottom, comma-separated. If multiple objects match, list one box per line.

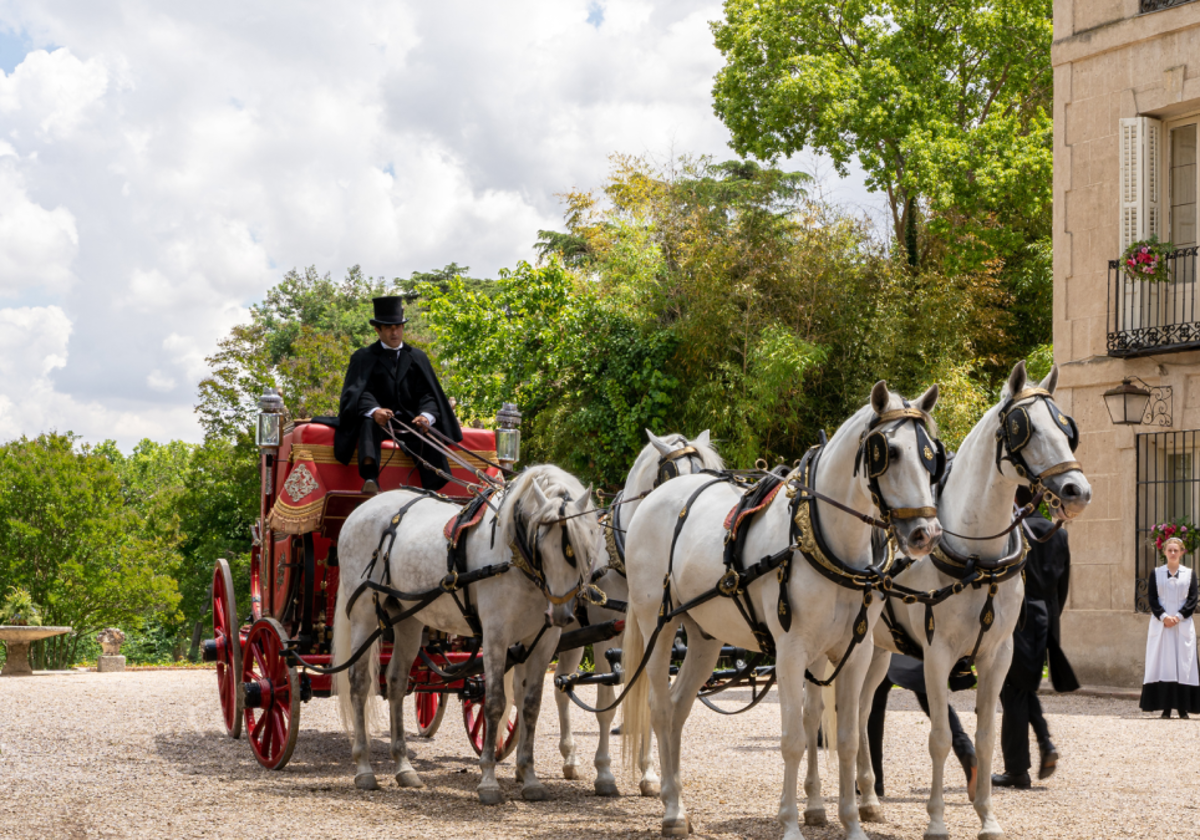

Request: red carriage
left=203, top=389, right=524, bottom=770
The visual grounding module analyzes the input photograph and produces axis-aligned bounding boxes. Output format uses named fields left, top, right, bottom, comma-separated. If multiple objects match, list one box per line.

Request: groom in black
left=333, top=296, right=462, bottom=494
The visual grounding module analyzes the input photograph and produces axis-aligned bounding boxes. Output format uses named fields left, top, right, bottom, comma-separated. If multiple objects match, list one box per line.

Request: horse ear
left=1039, top=364, right=1059, bottom=395
left=575, top=486, right=592, bottom=513
left=645, top=429, right=673, bottom=456
left=870, top=380, right=891, bottom=415
left=1004, top=360, right=1027, bottom=399
left=913, top=383, right=939, bottom=415
left=692, top=429, right=711, bottom=448
left=529, top=477, right=551, bottom=513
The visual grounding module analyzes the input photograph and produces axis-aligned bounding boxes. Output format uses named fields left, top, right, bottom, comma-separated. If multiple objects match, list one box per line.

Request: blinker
left=864, top=431, right=889, bottom=478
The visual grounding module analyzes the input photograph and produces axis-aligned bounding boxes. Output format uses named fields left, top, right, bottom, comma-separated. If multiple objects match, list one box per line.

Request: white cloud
left=0, top=1, right=877, bottom=450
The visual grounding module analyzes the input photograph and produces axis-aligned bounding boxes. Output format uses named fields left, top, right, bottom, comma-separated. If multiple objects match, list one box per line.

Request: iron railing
left=1108, top=247, right=1200, bottom=357
left=1135, top=430, right=1200, bottom=613
left=1140, top=0, right=1196, bottom=13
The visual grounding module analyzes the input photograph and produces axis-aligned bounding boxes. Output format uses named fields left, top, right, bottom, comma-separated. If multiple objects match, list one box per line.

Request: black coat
left=334, top=342, right=462, bottom=487
left=1007, top=512, right=1079, bottom=693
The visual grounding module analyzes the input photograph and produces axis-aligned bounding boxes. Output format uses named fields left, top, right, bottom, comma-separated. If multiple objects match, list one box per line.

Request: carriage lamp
left=495, top=402, right=522, bottom=469
left=1103, top=376, right=1172, bottom=426
left=256, top=387, right=285, bottom=448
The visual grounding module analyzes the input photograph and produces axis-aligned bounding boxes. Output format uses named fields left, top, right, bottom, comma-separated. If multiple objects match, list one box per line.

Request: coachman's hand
left=373, top=408, right=395, bottom=427
left=413, top=414, right=432, bottom=431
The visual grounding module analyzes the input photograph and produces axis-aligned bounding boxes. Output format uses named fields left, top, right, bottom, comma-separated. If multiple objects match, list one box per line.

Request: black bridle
left=654, top=444, right=703, bottom=487
left=994, top=387, right=1080, bottom=514
left=508, top=495, right=605, bottom=607
left=852, top=404, right=944, bottom=525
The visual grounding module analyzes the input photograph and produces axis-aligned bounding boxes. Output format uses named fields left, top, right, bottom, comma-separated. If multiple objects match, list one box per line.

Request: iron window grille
left=1136, top=430, right=1200, bottom=612
left=1141, top=0, right=1197, bottom=12
left=1108, top=247, right=1200, bottom=357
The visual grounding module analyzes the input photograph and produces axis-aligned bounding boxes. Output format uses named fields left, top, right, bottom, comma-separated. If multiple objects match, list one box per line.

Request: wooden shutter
left=1120, top=116, right=1162, bottom=250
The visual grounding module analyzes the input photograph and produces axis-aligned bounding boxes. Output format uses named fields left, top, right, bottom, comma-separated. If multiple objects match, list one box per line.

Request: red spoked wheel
left=415, top=690, right=446, bottom=738
left=212, top=558, right=243, bottom=739
left=462, top=686, right=518, bottom=761
left=241, top=617, right=300, bottom=770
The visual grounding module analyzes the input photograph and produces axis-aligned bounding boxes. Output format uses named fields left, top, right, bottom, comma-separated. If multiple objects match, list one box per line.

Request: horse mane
left=496, top=464, right=598, bottom=567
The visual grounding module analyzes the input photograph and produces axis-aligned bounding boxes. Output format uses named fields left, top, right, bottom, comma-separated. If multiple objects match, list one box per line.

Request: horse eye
left=888, top=445, right=899, bottom=460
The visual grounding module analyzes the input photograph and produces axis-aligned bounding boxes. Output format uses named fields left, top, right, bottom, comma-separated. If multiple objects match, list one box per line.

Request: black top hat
left=370, top=296, right=409, bottom=326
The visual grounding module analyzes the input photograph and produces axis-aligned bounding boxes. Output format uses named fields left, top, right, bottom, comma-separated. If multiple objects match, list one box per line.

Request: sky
left=0, top=1, right=881, bottom=450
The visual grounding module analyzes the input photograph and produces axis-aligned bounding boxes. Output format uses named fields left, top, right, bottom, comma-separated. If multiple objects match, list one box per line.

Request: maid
left=1140, top=536, right=1200, bottom=719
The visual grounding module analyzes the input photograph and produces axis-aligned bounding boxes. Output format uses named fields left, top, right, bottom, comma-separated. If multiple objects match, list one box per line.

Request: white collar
left=380, top=340, right=405, bottom=352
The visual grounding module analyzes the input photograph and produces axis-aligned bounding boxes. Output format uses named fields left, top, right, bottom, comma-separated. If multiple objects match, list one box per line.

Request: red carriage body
left=206, top=417, right=518, bottom=770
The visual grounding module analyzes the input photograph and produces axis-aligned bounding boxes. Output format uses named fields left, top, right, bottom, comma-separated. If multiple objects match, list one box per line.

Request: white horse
left=553, top=429, right=724, bottom=797
left=621, top=382, right=943, bottom=840
left=812, top=361, right=1091, bottom=840
left=333, top=464, right=603, bottom=804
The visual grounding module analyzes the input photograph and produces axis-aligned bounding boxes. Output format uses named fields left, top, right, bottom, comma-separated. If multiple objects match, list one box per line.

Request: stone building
left=1054, top=0, right=1200, bottom=686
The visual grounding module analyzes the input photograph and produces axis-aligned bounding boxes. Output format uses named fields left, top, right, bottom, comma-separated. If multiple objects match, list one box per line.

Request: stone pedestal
left=0, top=626, right=73, bottom=676
left=97, top=655, right=126, bottom=673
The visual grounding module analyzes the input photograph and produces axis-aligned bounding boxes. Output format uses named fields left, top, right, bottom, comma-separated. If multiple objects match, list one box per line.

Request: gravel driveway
left=0, top=670, right=1191, bottom=839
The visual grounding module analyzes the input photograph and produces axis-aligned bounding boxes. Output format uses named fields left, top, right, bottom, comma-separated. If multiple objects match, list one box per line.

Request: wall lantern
left=256, top=387, right=285, bottom=448
left=1103, top=376, right=1172, bottom=426
left=494, top=402, right=522, bottom=470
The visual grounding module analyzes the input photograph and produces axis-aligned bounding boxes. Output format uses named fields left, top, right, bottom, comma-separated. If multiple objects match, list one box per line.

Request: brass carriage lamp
left=495, top=402, right=522, bottom=470
left=256, top=387, right=285, bottom=448
left=1103, top=378, right=1153, bottom=425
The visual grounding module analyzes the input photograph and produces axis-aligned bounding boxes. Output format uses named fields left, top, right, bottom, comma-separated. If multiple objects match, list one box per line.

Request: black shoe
left=991, top=772, right=1031, bottom=789
left=1181, top=711, right=1190, bottom=719
left=361, top=479, right=380, bottom=496
left=1037, top=743, right=1058, bottom=781
left=611, top=725, right=621, bottom=736
left=1162, top=710, right=1172, bottom=719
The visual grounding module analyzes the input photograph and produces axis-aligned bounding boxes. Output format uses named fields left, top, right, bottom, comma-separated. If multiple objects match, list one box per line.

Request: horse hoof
left=640, top=779, right=661, bottom=797
left=478, top=787, right=504, bottom=806
left=859, top=804, right=884, bottom=822
left=923, top=833, right=949, bottom=840
left=562, top=764, right=579, bottom=780
left=522, top=783, right=550, bottom=801
left=395, top=770, right=424, bottom=789
left=979, top=833, right=1005, bottom=840
left=803, top=809, right=827, bottom=826
left=661, top=816, right=692, bottom=836
left=595, top=780, right=620, bottom=797
left=354, top=773, right=379, bottom=791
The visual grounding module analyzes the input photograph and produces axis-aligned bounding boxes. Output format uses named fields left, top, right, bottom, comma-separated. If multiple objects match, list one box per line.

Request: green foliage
left=0, top=434, right=181, bottom=669
left=0, top=587, right=42, bottom=626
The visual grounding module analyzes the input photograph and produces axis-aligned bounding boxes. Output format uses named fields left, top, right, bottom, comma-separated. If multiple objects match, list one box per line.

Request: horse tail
left=620, top=608, right=652, bottom=782
left=332, top=579, right=382, bottom=738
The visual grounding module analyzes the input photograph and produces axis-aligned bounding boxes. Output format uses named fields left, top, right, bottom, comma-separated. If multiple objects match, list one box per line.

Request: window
left=1169, top=121, right=1198, bottom=247
left=1136, top=430, right=1200, bottom=613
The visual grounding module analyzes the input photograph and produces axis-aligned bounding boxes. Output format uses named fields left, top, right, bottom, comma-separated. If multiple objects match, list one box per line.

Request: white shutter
left=1120, top=116, right=1163, bottom=250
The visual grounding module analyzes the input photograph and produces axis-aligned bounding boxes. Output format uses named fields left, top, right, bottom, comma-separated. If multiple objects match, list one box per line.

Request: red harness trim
left=723, top=483, right=784, bottom=539
left=444, top=503, right=489, bottom=547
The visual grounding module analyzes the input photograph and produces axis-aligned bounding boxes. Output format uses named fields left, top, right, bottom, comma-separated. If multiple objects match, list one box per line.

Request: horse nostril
left=911, top=528, right=927, bottom=546
left=1061, top=482, right=1080, bottom=500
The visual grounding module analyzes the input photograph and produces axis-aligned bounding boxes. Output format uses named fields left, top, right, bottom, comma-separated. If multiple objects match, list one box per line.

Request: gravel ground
left=0, top=670, right=1191, bottom=839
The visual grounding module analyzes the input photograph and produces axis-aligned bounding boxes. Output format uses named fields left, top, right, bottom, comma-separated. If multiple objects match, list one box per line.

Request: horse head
left=642, top=428, right=725, bottom=490
left=498, top=465, right=603, bottom=627
left=856, top=380, right=944, bottom=557
left=997, top=360, right=1092, bottom=521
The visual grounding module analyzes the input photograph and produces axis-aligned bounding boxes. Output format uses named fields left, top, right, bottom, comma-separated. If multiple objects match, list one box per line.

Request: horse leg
left=832, top=643, right=872, bottom=840
left=553, top=643, right=584, bottom=780
left=645, top=620, right=690, bottom=836
left=775, top=637, right=812, bottom=840
left=661, top=617, right=721, bottom=826
left=476, top=641, right=510, bottom=805
left=856, top=646, right=891, bottom=822
left=385, top=620, right=424, bottom=788
left=922, top=647, right=954, bottom=840
left=972, top=642, right=1013, bottom=840
left=801, top=662, right=826, bottom=827
left=592, top=638, right=621, bottom=796
left=345, top=622, right=382, bottom=791
left=513, top=627, right=560, bottom=801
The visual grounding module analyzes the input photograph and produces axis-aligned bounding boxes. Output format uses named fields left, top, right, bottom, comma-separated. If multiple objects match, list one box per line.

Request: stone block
left=1073, top=0, right=1127, bottom=36
left=1067, top=563, right=1114, bottom=609
left=97, top=655, right=126, bottom=673
left=1060, top=609, right=1148, bottom=688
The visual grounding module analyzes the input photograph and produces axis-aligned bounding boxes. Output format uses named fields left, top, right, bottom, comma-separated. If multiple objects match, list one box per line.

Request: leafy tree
left=0, top=434, right=181, bottom=668
left=711, top=0, right=1053, bottom=271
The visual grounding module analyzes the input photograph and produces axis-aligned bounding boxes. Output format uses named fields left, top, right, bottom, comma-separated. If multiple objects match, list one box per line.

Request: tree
left=711, top=0, right=1053, bottom=270
left=0, top=434, right=181, bottom=668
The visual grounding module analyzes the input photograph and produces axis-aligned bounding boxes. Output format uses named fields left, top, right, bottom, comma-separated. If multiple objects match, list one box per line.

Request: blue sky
left=0, top=1, right=879, bottom=449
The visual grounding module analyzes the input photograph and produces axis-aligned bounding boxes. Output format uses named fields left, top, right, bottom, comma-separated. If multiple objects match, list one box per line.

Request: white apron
left=1143, top=565, right=1199, bottom=686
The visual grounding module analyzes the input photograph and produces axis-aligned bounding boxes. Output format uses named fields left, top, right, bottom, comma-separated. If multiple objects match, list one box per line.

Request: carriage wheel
left=462, top=690, right=519, bottom=761
left=241, top=617, right=300, bottom=770
left=415, top=690, right=446, bottom=738
left=212, top=558, right=243, bottom=739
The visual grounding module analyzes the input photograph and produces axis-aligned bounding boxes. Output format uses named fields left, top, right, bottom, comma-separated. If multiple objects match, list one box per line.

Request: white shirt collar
left=380, top=340, right=405, bottom=352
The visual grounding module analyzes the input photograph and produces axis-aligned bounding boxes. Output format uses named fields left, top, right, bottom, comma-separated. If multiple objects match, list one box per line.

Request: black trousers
left=998, top=684, right=1050, bottom=775
left=868, top=680, right=975, bottom=796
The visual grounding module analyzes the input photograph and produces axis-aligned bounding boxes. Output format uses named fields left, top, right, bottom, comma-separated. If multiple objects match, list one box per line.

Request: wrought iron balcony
left=1141, top=0, right=1197, bottom=12
left=1108, top=247, right=1200, bottom=357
